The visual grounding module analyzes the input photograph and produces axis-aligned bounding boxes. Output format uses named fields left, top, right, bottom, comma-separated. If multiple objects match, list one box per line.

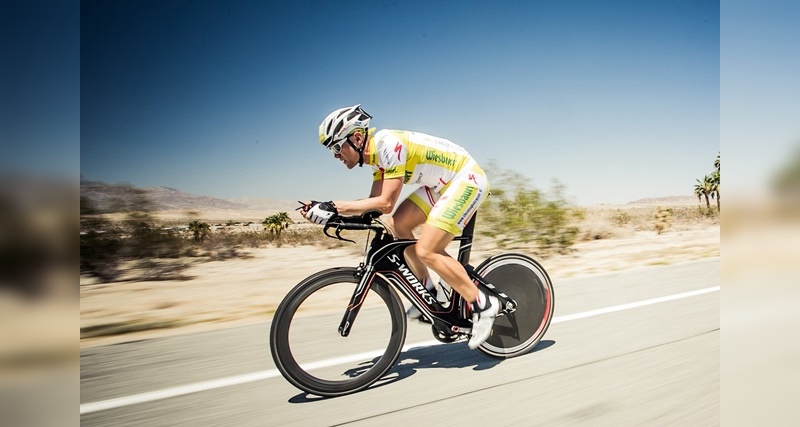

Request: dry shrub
left=654, top=207, right=673, bottom=234
left=571, top=204, right=718, bottom=241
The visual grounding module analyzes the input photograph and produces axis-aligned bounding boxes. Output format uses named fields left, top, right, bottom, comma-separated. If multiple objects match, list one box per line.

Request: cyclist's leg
left=417, top=174, right=495, bottom=348
left=391, top=187, right=445, bottom=286
left=416, top=224, right=478, bottom=302
left=415, top=167, right=489, bottom=305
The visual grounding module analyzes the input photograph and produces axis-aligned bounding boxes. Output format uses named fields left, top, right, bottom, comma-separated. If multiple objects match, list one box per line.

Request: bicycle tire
left=474, top=253, right=555, bottom=358
left=269, top=267, right=407, bottom=397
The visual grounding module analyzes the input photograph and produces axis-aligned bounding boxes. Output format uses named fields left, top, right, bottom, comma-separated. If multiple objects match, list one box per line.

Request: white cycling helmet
left=318, top=104, right=372, bottom=149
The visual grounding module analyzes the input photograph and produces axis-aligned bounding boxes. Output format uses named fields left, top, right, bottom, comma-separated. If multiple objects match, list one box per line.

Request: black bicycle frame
left=337, top=215, right=498, bottom=338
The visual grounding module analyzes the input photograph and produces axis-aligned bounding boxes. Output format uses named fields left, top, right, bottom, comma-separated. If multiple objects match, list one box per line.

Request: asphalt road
left=81, top=258, right=719, bottom=426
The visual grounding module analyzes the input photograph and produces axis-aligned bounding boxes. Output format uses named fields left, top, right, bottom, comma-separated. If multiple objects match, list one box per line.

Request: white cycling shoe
left=468, top=296, right=499, bottom=349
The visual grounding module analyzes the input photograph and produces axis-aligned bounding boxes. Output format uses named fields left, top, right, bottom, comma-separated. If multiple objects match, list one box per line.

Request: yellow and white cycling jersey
left=367, top=129, right=473, bottom=190
left=367, top=129, right=490, bottom=235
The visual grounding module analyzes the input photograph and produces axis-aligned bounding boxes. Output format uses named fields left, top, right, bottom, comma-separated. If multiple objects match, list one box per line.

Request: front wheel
left=474, top=253, right=555, bottom=358
left=269, top=268, right=407, bottom=397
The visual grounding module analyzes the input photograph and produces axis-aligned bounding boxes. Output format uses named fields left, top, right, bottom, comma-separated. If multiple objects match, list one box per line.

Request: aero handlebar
left=322, top=210, right=386, bottom=243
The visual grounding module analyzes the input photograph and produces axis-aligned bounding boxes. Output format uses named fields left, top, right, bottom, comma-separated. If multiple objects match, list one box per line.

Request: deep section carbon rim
left=270, top=268, right=406, bottom=397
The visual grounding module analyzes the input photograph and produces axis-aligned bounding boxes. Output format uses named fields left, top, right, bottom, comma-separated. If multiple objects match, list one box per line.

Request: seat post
left=457, top=214, right=477, bottom=265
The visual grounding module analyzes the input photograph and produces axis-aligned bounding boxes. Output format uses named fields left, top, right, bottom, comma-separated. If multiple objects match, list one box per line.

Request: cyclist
left=300, top=104, right=497, bottom=349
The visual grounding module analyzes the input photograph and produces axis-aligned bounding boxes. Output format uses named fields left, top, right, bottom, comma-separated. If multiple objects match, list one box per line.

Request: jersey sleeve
left=371, top=132, right=407, bottom=181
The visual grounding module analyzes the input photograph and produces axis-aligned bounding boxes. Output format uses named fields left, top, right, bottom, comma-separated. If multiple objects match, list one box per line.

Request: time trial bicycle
left=269, top=210, right=554, bottom=397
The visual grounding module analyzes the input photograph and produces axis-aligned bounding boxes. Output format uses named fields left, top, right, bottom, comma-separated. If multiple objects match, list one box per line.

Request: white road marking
left=80, top=286, right=719, bottom=415
left=552, top=286, right=720, bottom=322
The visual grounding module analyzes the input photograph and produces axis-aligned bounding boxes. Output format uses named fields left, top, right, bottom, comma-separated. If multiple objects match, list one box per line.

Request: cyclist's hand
left=305, top=201, right=338, bottom=225
left=296, top=200, right=312, bottom=216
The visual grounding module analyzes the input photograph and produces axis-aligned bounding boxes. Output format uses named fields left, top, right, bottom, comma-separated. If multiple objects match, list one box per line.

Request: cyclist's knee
left=415, top=238, right=448, bottom=266
left=414, top=243, right=437, bottom=265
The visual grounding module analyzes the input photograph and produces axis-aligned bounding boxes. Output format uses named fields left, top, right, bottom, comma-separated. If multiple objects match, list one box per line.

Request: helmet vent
left=346, top=110, right=361, bottom=121
left=319, top=104, right=372, bottom=148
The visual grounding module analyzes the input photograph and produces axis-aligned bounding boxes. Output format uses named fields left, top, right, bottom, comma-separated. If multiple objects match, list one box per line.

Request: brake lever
left=334, top=225, right=356, bottom=244
left=322, top=216, right=356, bottom=243
left=323, top=224, right=335, bottom=239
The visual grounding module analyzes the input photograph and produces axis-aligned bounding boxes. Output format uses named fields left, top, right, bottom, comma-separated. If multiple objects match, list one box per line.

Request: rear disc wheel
left=474, top=254, right=555, bottom=358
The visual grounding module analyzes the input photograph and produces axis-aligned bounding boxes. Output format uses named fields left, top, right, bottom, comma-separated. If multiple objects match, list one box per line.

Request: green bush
left=478, top=162, right=581, bottom=255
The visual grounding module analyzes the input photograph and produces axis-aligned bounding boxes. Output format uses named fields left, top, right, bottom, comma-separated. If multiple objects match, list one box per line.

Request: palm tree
left=262, top=212, right=293, bottom=238
left=693, top=179, right=705, bottom=206
left=703, top=175, right=715, bottom=210
left=188, top=220, right=211, bottom=241
left=694, top=176, right=713, bottom=210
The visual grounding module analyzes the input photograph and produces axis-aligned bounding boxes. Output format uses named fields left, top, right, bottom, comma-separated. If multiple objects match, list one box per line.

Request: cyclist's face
left=333, top=133, right=362, bottom=169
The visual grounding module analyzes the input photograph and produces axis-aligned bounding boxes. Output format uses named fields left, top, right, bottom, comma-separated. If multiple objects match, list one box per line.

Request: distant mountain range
left=626, top=195, right=698, bottom=205
left=81, top=180, right=699, bottom=214
left=80, top=180, right=297, bottom=213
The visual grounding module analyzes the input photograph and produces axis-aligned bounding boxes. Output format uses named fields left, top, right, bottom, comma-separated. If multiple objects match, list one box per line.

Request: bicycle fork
left=338, top=265, right=373, bottom=337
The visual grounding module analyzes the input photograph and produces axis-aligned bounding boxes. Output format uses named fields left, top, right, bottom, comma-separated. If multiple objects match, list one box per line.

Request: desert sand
left=79, top=221, right=719, bottom=348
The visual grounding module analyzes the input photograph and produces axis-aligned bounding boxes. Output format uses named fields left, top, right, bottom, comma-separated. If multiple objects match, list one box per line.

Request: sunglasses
left=329, top=136, right=352, bottom=155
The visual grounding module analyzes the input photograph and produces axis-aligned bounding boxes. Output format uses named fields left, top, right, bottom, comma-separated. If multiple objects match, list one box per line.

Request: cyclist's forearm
left=333, top=197, right=394, bottom=215
left=332, top=178, right=402, bottom=215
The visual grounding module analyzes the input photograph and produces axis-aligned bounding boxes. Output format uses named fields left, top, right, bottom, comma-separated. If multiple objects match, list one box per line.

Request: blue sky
left=79, top=0, right=720, bottom=206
